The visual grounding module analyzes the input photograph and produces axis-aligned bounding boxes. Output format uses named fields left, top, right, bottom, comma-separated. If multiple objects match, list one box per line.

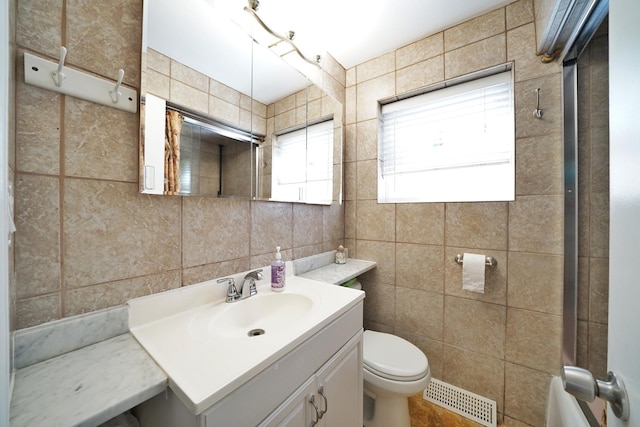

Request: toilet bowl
left=362, top=330, right=431, bottom=427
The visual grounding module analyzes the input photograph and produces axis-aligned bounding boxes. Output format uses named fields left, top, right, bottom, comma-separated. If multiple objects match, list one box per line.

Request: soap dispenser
left=271, top=246, right=286, bottom=292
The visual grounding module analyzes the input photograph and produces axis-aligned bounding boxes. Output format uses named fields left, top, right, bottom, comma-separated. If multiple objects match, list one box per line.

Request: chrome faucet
left=218, top=269, right=263, bottom=303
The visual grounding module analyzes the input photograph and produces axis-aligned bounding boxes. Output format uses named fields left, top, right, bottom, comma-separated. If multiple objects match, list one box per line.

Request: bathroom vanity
left=130, top=274, right=365, bottom=426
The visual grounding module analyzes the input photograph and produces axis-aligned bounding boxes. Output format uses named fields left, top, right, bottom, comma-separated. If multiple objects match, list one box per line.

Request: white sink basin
left=189, top=292, right=315, bottom=339
left=128, top=275, right=364, bottom=414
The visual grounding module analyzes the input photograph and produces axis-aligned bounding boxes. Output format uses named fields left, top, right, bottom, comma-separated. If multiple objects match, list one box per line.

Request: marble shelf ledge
left=295, top=251, right=377, bottom=285
left=10, top=306, right=167, bottom=427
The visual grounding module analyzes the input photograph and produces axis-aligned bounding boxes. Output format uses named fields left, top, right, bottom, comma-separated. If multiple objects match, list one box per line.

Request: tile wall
left=344, top=1, right=566, bottom=425
left=12, top=0, right=344, bottom=329
left=576, top=22, right=609, bottom=380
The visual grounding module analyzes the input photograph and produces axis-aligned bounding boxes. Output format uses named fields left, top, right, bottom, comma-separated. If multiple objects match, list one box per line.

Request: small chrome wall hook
left=109, top=69, right=125, bottom=103
left=533, top=88, right=543, bottom=119
left=51, top=46, right=67, bottom=87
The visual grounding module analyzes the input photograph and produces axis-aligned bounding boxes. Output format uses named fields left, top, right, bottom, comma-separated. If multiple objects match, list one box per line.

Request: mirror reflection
left=139, top=0, right=343, bottom=204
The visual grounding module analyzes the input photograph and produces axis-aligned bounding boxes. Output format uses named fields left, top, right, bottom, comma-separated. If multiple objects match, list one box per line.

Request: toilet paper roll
left=462, top=252, right=485, bottom=293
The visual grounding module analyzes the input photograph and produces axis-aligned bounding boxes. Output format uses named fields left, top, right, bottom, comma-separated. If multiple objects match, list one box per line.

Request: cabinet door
left=316, top=338, right=363, bottom=426
left=258, top=377, right=315, bottom=427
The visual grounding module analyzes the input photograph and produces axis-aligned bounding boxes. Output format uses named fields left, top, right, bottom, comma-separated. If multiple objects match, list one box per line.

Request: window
left=272, top=119, right=334, bottom=204
left=378, top=69, right=514, bottom=203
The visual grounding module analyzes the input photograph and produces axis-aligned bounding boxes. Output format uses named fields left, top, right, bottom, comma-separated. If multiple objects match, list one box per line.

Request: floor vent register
left=423, top=378, right=497, bottom=427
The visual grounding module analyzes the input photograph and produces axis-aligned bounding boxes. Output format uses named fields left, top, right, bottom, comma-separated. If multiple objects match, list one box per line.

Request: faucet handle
left=217, top=277, right=239, bottom=302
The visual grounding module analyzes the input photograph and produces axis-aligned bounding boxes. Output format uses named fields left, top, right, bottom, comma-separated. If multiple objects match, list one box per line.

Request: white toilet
left=362, top=330, right=431, bottom=427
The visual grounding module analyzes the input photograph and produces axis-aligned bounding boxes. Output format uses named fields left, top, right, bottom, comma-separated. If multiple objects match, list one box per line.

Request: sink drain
left=248, top=328, right=265, bottom=337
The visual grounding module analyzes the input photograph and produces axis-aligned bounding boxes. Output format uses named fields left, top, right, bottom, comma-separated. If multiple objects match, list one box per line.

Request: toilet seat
left=363, top=330, right=429, bottom=382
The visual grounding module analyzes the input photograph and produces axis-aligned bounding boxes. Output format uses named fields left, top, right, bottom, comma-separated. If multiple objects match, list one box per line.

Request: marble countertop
left=10, top=333, right=166, bottom=427
left=10, top=307, right=167, bottom=427
left=297, top=257, right=377, bottom=285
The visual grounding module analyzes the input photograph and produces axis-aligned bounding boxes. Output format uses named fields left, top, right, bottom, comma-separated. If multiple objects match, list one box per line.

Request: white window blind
left=272, top=119, right=334, bottom=203
left=379, top=70, right=514, bottom=203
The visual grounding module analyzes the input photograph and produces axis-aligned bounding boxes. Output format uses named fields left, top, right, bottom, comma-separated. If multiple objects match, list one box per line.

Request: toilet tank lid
left=363, top=330, right=429, bottom=380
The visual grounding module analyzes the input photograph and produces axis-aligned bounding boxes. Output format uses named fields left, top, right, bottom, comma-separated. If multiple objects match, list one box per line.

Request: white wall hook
left=533, top=88, right=544, bottom=119
left=51, top=46, right=67, bottom=87
left=109, top=69, right=125, bottom=103
left=24, top=52, right=137, bottom=113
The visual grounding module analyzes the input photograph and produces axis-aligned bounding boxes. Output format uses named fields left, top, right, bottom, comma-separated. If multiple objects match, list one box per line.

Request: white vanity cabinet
left=135, top=301, right=363, bottom=427
left=259, top=333, right=362, bottom=427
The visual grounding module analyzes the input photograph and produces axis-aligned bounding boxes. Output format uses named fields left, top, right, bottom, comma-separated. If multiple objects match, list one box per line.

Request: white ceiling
left=147, top=0, right=516, bottom=104
left=251, top=0, right=516, bottom=69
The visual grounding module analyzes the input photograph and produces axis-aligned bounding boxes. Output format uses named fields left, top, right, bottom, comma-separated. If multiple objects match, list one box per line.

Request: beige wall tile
left=577, top=257, right=589, bottom=320
left=444, top=9, right=505, bottom=52
left=396, top=33, right=443, bottom=69
left=251, top=201, right=293, bottom=256
left=16, top=293, right=61, bottom=330
left=16, top=0, right=62, bottom=57
left=15, top=71, right=60, bottom=175
left=507, top=252, right=563, bottom=314
left=396, top=203, right=444, bottom=245
left=171, top=80, right=209, bottom=114
left=588, top=322, right=608, bottom=379
left=345, top=200, right=356, bottom=239
left=445, top=34, right=506, bottom=80
left=145, top=68, right=171, bottom=100
left=63, top=180, right=181, bottom=288
left=508, top=195, right=563, bottom=254
left=147, top=49, right=170, bottom=75
left=590, top=192, right=609, bottom=258
left=396, top=243, right=444, bottom=293
left=322, top=203, right=344, bottom=246
left=64, top=97, right=138, bottom=181
left=506, top=0, right=534, bottom=30
left=65, top=0, right=141, bottom=87
left=515, top=134, right=563, bottom=195
left=576, top=320, right=588, bottom=368
left=590, top=127, right=609, bottom=194
left=15, top=174, right=61, bottom=298
left=345, top=124, right=356, bottom=163
left=396, top=55, right=444, bottom=95
left=396, top=288, right=444, bottom=341
left=356, top=119, right=378, bottom=161
left=356, top=199, right=395, bottom=241
left=357, top=240, right=396, bottom=285
left=356, top=73, right=396, bottom=122
left=209, top=80, right=241, bottom=106
left=209, top=96, right=241, bottom=126
left=171, top=60, right=208, bottom=92
left=182, top=258, right=250, bottom=286
left=343, top=161, right=356, bottom=201
left=506, top=308, right=562, bottom=374
left=445, top=202, right=508, bottom=250
left=514, top=73, right=562, bottom=139
left=293, top=204, right=323, bottom=248
left=65, top=271, right=181, bottom=317
left=589, top=257, right=609, bottom=324
left=443, top=345, right=505, bottom=414
left=357, top=52, right=395, bottom=84
left=444, top=296, right=506, bottom=358
left=504, top=363, right=551, bottom=427
left=445, top=247, right=507, bottom=305
left=356, top=159, right=378, bottom=200
left=507, top=23, right=561, bottom=82
left=362, top=281, right=396, bottom=328
left=345, top=85, right=356, bottom=124
left=183, top=197, right=250, bottom=266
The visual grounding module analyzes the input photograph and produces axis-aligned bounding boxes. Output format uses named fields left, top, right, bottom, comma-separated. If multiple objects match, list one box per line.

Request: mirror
left=139, top=0, right=343, bottom=204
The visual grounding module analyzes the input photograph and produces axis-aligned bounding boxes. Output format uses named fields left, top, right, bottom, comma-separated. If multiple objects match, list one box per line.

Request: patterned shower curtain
left=164, top=110, right=184, bottom=195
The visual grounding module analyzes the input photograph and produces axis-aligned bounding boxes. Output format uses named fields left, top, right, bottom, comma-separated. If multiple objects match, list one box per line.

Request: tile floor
left=408, top=394, right=486, bottom=427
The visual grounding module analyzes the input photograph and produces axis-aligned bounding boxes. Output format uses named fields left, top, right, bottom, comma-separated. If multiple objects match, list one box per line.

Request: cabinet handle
left=309, top=395, right=320, bottom=427
left=317, top=386, right=328, bottom=418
